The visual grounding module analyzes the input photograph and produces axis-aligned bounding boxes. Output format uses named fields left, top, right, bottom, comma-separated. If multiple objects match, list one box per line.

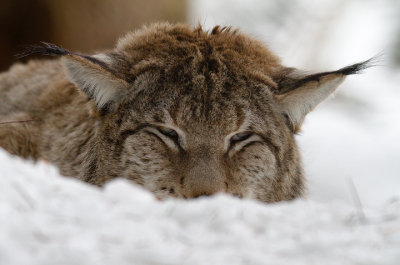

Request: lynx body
left=0, top=23, right=369, bottom=202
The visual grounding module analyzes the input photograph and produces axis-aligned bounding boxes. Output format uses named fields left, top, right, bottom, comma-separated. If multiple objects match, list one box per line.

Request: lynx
left=0, top=23, right=370, bottom=202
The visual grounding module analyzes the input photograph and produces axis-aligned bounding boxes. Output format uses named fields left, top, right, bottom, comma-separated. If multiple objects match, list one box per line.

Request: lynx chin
left=0, top=23, right=372, bottom=203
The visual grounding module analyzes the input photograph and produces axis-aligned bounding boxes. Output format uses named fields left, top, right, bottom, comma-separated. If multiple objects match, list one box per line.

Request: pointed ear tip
left=61, top=54, right=83, bottom=64
left=319, top=73, right=346, bottom=84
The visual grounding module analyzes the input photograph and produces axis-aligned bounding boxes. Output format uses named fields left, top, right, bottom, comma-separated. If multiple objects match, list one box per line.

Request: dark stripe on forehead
left=199, top=40, right=219, bottom=119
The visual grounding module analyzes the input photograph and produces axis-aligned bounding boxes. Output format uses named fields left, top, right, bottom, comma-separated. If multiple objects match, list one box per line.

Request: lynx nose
left=185, top=180, right=224, bottom=199
left=190, top=191, right=215, bottom=199
left=183, top=158, right=225, bottom=199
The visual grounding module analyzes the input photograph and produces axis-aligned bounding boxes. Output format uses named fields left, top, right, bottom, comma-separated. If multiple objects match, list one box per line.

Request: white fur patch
left=279, top=75, right=345, bottom=127
left=62, top=56, right=128, bottom=109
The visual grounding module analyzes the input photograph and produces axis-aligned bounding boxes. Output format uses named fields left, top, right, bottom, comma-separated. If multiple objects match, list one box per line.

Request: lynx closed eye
left=158, top=127, right=179, bottom=140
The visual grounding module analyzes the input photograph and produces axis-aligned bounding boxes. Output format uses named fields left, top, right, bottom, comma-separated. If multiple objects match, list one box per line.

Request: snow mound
left=0, top=149, right=399, bottom=265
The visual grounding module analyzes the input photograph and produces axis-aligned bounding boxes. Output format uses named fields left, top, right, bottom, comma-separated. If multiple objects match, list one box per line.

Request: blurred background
left=0, top=0, right=186, bottom=71
left=1, top=0, right=399, bottom=206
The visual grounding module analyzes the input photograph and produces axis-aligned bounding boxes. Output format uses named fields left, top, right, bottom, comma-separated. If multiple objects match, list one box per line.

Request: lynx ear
left=62, top=54, right=129, bottom=112
left=275, top=59, right=373, bottom=132
left=17, top=42, right=129, bottom=112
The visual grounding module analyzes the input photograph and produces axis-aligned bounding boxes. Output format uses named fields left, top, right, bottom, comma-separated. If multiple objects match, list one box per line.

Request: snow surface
left=1, top=150, right=399, bottom=265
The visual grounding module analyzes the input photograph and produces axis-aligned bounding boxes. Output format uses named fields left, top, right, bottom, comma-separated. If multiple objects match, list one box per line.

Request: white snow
left=1, top=150, right=399, bottom=265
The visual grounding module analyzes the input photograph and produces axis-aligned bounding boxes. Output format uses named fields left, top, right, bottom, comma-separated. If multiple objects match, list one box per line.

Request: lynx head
left=29, top=23, right=372, bottom=202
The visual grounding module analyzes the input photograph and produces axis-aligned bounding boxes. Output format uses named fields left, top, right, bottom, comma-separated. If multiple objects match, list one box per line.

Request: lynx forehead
left=0, top=23, right=370, bottom=203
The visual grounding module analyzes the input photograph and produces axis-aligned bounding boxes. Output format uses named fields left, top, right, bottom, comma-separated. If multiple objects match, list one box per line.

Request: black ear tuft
left=307, top=57, right=379, bottom=82
left=333, top=57, right=379, bottom=76
left=279, top=57, right=378, bottom=93
left=15, top=42, right=71, bottom=59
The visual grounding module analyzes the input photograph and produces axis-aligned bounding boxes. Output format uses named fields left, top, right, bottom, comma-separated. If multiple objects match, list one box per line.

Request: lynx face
left=107, top=64, right=300, bottom=202
left=2, top=23, right=371, bottom=203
